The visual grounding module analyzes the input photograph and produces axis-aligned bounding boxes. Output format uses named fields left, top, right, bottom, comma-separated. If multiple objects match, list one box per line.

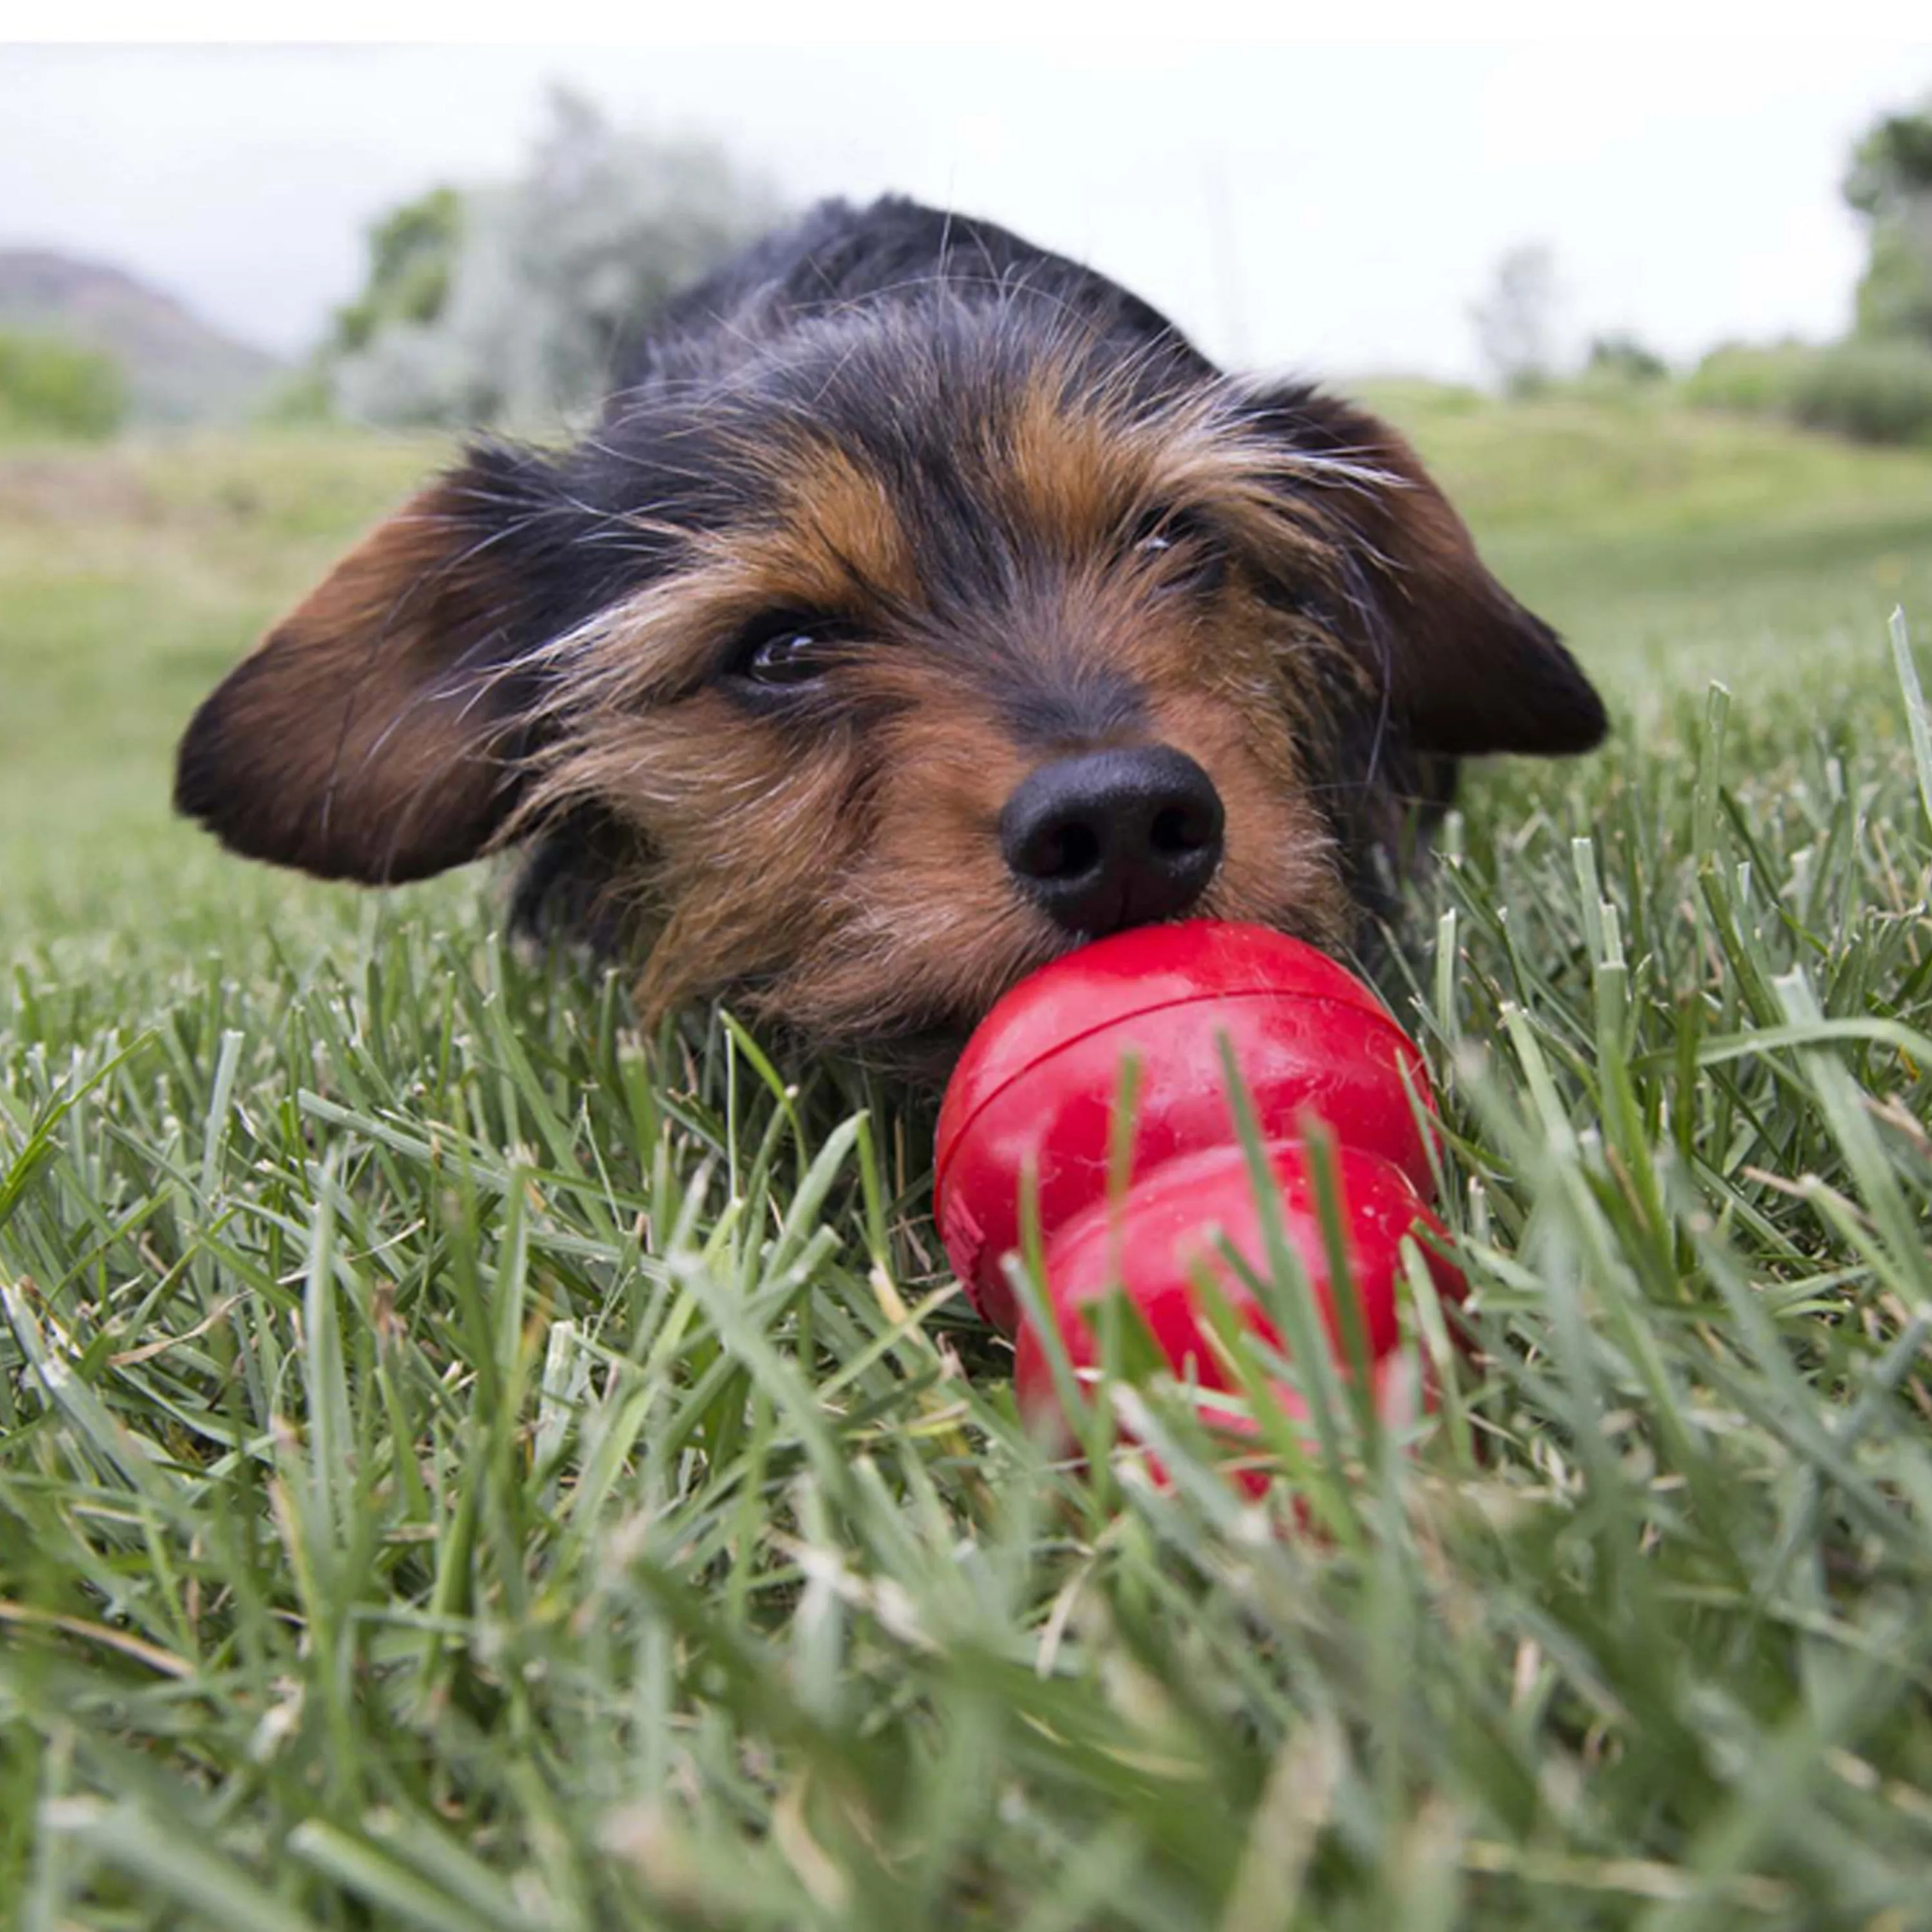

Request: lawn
left=3, top=396, right=1932, bottom=1930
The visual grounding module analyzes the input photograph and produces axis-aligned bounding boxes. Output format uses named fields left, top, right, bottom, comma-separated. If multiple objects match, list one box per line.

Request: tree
left=1843, top=95, right=1932, bottom=343
left=1469, top=244, right=1561, bottom=398
left=326, top=88, right=784, bottom=428
left=327, top=187, right=463, bottom=356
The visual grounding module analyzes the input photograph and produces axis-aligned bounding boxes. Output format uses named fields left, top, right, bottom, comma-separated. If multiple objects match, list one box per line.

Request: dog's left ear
left=1250, top=383, right=1607, bottom=759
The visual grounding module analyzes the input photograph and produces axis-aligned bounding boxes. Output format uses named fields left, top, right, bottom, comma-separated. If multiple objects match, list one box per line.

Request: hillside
left=0, top=247, right=283, bottom=424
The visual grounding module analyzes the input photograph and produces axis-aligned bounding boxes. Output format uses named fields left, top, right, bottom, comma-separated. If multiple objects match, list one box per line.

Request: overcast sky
left=3, top=39, right=1928, bottom=382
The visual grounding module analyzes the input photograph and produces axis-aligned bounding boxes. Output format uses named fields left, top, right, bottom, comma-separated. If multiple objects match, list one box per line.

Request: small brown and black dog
left=176, top=197, right=1605, bottom=1066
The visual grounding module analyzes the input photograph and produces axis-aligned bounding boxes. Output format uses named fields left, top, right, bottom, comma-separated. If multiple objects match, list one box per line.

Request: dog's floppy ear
left=176, top=448, right=580, bottom=884
left=1251, top=383, right=1607, bottom=759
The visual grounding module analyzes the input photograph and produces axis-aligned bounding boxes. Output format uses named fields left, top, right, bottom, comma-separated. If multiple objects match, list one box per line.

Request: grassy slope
left=0, top=430, right=443, bottom=963
left=3, top=401, right=1932, bottom=1929
left=1376, top=382, right=1932, bottom=721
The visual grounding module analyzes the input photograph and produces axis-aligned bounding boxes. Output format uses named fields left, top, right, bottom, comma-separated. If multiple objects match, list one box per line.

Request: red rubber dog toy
left=933, top=920, right=1466, bottom=1472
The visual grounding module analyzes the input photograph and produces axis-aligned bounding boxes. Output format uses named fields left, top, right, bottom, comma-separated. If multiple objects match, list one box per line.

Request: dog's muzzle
left=999, top=744, right=1224, bottom=938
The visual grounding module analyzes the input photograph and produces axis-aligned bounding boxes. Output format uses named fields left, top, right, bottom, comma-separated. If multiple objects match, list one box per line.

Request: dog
left=175, top=196, right=1605, bottom=1067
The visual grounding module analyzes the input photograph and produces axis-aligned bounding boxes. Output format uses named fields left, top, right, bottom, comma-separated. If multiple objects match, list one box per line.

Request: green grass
left=5, top=399, right=1932, bottom=1929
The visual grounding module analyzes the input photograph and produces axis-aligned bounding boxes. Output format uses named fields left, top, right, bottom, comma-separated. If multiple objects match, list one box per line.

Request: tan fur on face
left=518, top=366, right=1373, bottom=1045
left=768, top=443, right=920, bottom=609
left=994, top=359, right=1359, bottom=572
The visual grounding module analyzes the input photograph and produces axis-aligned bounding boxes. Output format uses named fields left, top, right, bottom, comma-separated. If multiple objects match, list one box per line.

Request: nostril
left=1150, top=802, right=1214, bottom=855
left=1030, top=820, right=1102, bottom=882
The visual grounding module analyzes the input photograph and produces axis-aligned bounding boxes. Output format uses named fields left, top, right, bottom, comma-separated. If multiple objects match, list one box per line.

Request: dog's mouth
left=776, top=909, right=1236, bottom=1084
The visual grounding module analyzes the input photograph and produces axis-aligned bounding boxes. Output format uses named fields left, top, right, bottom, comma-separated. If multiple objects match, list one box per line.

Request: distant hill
left=0, top=249, right=284, bottom=424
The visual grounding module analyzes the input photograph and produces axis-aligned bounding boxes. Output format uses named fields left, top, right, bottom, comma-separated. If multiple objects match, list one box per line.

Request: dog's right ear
left=175, top=448, right=582, bottom=884
left=1245, top=383, right=1607, bottom=761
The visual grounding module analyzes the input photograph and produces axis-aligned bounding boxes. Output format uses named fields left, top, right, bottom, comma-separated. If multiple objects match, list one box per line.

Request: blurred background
left=6, top=43, right=1931, bottom=428
left=3, top=39, right=1931, bottom=948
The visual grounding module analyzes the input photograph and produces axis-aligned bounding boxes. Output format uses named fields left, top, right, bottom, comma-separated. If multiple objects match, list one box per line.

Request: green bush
left=1679, top=339, right=1815, bottom=417
left=254, top=364, right=337, bottom=426
left=1584, top=331, right=1670, bottom=383
left=1787, top=337, right=1932, bottom=445
left=0, top=328, right=128, bottom=440
left=1683, top=337, right=1932, bottom=446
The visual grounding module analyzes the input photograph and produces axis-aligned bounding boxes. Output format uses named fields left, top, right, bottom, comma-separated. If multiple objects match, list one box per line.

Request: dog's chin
left=726, top=906, right=1210, bottom=1087
left=714, top=904, right=1068, bottom=1074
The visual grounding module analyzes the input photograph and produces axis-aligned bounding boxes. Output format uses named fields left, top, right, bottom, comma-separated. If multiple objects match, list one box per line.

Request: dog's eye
left=724, top=614, right=848, bottom=690
left=1126, top=507, right=1226, bottom=592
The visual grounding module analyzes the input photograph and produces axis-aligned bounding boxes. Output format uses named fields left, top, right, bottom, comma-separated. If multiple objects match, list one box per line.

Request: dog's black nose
left=1000, top=746, right=1225, bottom=937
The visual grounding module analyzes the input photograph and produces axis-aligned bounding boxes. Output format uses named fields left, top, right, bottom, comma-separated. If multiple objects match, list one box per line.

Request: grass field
left=4, top=394, right=1932, bottom=1929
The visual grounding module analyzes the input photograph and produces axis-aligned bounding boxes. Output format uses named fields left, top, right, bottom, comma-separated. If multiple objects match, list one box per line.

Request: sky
left=3, top=37, right=1929, bottom=383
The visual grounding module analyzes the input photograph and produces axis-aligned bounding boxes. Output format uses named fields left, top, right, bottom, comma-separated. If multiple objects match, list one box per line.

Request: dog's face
left=176, top=300, right=1604, bottom=1055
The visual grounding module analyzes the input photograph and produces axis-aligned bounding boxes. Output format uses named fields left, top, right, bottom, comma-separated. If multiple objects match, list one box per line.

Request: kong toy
left=933, top=921, right=1466, bottom=1471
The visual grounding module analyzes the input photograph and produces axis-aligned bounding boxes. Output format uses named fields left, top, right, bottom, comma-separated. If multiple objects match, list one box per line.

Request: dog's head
left=176, top=296, right=1604, bottom=1051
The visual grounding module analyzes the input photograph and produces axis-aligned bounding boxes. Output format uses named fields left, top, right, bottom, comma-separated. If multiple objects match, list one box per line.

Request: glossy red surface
left=1011, top=1141, right=1467, bottom=1483
left=934, top=922, right=1438, bottom=1332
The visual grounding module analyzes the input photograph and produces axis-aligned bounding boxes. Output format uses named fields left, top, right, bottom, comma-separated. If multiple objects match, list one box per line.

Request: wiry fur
left=175, top=196, right=1607, bottom=1068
